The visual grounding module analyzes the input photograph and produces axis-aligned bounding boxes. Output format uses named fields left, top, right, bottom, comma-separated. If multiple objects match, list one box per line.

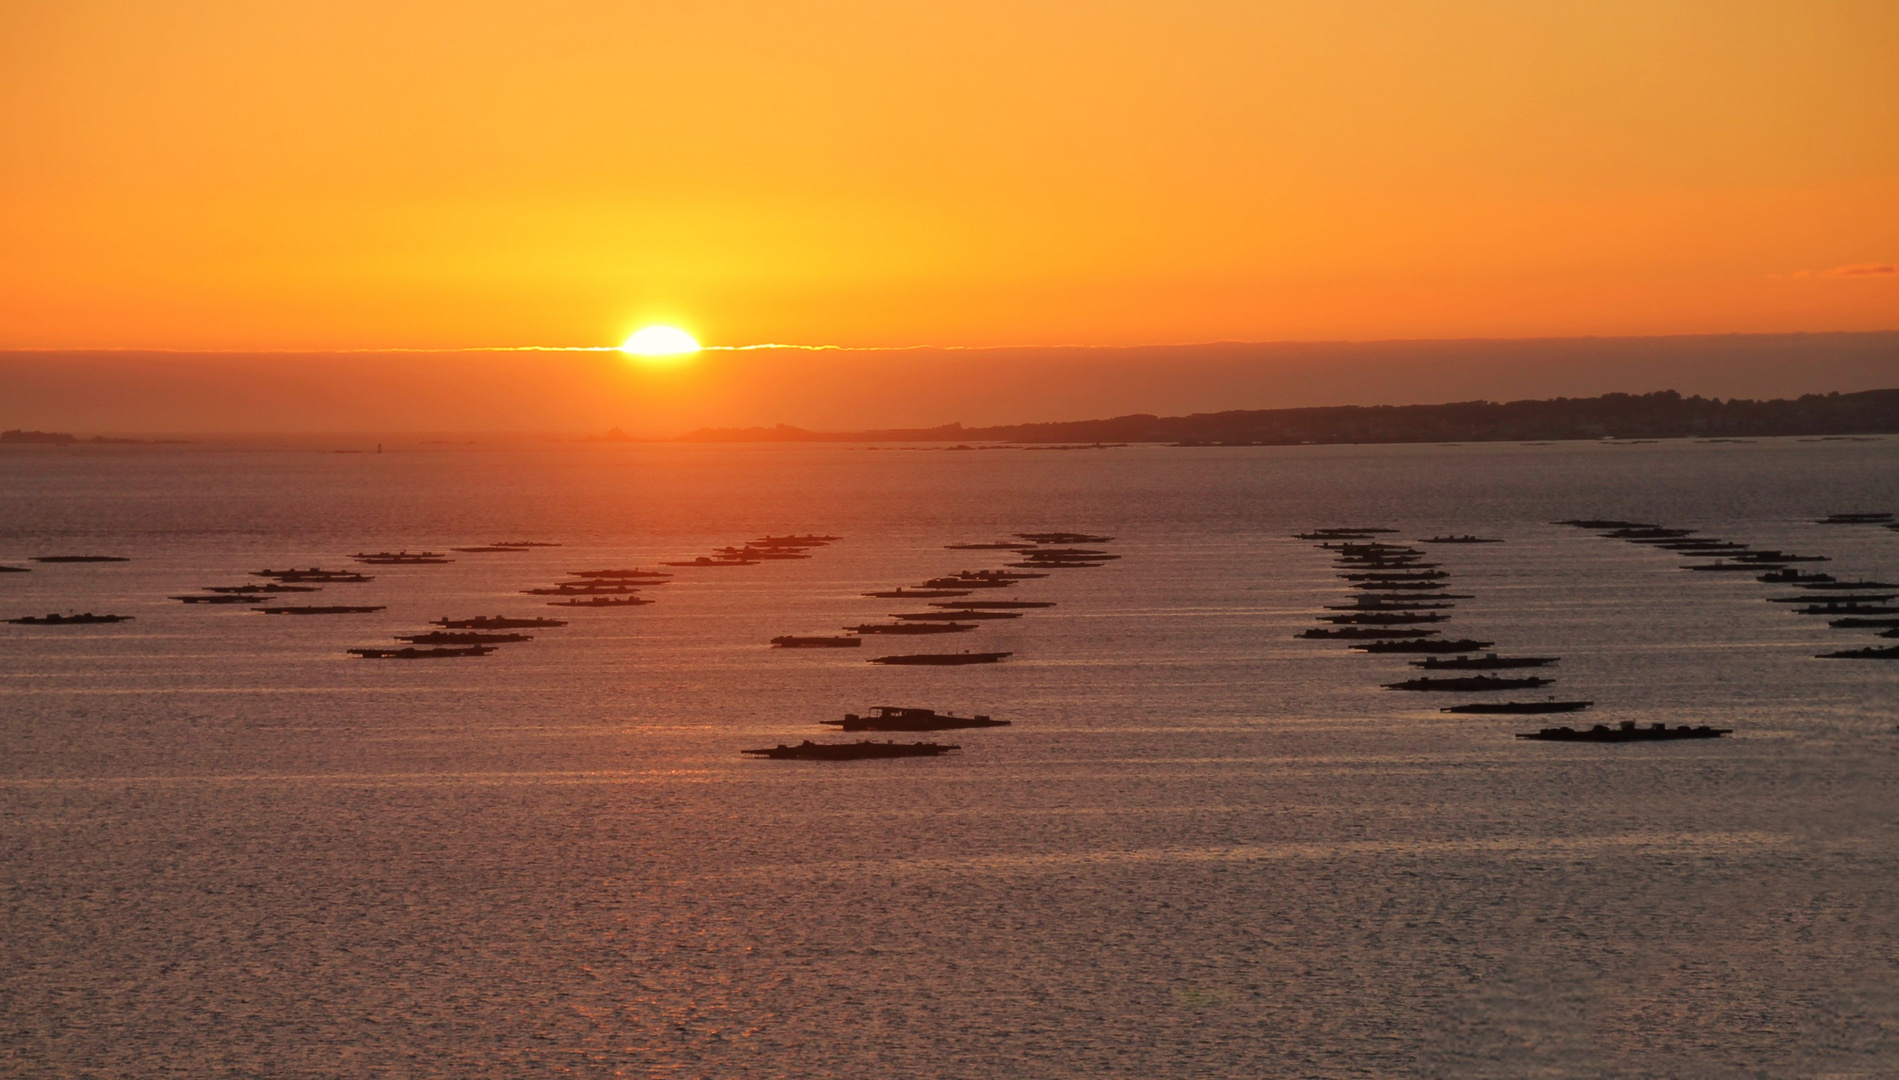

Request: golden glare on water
left=620, top=326, right=702, bottom=358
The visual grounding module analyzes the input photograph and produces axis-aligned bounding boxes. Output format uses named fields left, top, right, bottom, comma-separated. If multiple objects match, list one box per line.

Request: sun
left=620, top=325, right=701, bottom=357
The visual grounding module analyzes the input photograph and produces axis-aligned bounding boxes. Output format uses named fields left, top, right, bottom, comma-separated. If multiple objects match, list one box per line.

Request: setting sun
left=620, top=326, right=701, bottom=357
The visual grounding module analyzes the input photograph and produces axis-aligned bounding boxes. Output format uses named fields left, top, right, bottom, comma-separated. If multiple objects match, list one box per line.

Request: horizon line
left=1, top=328, right=1896, bottom=356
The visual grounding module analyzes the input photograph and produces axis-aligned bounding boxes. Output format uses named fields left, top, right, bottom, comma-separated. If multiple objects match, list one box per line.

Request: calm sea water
left=3, top=437, right=1897, bottom=1078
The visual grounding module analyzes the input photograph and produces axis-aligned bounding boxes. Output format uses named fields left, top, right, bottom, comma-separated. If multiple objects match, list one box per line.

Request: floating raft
left=1357, top=639, right=1496, bottom=653
left=742, top=740, right=960, bottom=760
left=1016, top=532, right=1113, bottom=544
left=1413, top=654, right=1559, bottom=670
left=434, top=616, right=566, bottom=629
left=351, top=552, right=452, bottom=564
left=1385, top=675, right=1554, bottom=692
left=8, top=613, right=133, bottom=624
left=753, top=534, right=841, bottom=545
left=1301, top=627, right=1437, bottom=639
left=251, top=569, right=373, bottom=583
left=824, top=707, right=1008, bottom=731
left=864, top=589, right=973, bottom=599
left=348, top=646, right=495, bottom=659
left=1518, top=722, right=1731, bottom=742
left=31, top=555, right=129, bottom=563
left=869, top=652, right=1011, bottom=666
left=1817, top=512, right=1893, bottom=525
left=549, top=596, right=651, bottom=607
left=1818, top=646, right=1899, bottom=660
left=398, top=631, right=532, bottom=644
left=1443, top=700, right=1593, bottom=714
left=771, top=635, right=862, bottom=648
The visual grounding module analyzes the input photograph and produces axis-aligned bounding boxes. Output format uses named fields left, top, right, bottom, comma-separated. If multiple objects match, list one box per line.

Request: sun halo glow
left=620, top=326, right=702, bottom=358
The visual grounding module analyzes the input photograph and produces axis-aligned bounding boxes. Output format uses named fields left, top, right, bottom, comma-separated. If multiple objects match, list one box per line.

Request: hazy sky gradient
left=2, top=0, right=1895, bottom=351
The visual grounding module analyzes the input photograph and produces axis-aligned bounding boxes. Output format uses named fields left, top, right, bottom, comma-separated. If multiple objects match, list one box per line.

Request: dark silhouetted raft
left=869, top=652, right=1011, bottom=665
left=172, top=594, right=264, bottom=604
left=1818, top=645, right=1899, bottom=660
left=824, top=707, right=1009, bottom=731
left=398, top=632, right=533, bottom=644
left=8, top=612, right=133, bottom=624
left=1301, top=627, right=1438, bottom=640
left=32, top=555, right=129, bottom=563
left=1518, top=722, right=1731, bottom=742
left=352, top=551, right=452, bottom=564
left=1355, top=638, right=1496, bottom=653
left=742, top=740, right=960, bottom=760
left=434, top=616, right=566, bottom=629
left=1443, top=700, right=1593, bottom=714
left=549, top=596, right=652, bottom=607
left=348, top=646, right=495, bottom=659
left=864, top=588, right=973, bottom=599
left=1385, top=675, right=1554, bottom=692
left=771, top=635, right=862, bottom=648
left=846, top=623, right=978, bottom=635
left=1413, top=654, right=1559, bottom=670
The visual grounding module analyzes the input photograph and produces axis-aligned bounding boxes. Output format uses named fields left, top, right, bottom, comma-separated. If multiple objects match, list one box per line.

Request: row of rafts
left=743, top=532, right=1117, bottom=760
left=0, top=538, right=845, bottom=646
left=1558, top=518, right=1899, bottom=661
left=1295, top=526, right=1731, bottom=744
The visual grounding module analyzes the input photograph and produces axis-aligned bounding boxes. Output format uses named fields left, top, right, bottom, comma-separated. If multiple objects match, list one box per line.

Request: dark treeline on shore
left=678, top=389, right=1899, bottom=446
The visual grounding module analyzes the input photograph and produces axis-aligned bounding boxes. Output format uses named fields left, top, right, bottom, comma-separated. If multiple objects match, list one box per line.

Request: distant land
left=0, top=429, right=181, bottom=446
left=2, top=332, right=1895, bottom=434
left=676, top=389, right=1899, bottom=445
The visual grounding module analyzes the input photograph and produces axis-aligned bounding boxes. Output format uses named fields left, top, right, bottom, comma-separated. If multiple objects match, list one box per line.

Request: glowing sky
left=0, top=0, right=1894, bottom=351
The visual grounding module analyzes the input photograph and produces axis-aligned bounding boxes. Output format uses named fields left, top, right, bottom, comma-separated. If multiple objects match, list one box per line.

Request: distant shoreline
left=674, top=389, right=1899, bottom=446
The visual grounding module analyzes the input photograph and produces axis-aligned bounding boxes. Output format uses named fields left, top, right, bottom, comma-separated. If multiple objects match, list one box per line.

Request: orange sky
left=1, top=0, right=1894, bottom=351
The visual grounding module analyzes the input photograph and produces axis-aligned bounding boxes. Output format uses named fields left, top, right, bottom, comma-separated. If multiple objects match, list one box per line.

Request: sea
left=2, top=436, right=1896, bottom=1078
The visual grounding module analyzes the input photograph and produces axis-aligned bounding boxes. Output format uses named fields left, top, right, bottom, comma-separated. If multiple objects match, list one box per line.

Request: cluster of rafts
left=164, top=544, right=545, bottom=656
left=662, top=534, right=837, bottom=568
left=3, top=555, right=137, bottom=624
left=1296, top=527, right=1730, bottom=744
left=745, top=531, right=1116, bottom=760
left=767, top=532, right=1115, bottom=666
left=351, top=536, right=838, bottom=659
left=1560, top=513, right=1899, bottom=662
left=742, top=706, right=1010, bottom=760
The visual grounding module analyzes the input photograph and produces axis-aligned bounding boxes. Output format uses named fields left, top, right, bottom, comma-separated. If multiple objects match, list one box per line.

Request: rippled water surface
left=3, top=438, right=1897, bottom=1077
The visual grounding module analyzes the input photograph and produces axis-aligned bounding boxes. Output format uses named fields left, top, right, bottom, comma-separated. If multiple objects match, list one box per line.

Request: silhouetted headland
left=676, top=389, right=1899, bottom=445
